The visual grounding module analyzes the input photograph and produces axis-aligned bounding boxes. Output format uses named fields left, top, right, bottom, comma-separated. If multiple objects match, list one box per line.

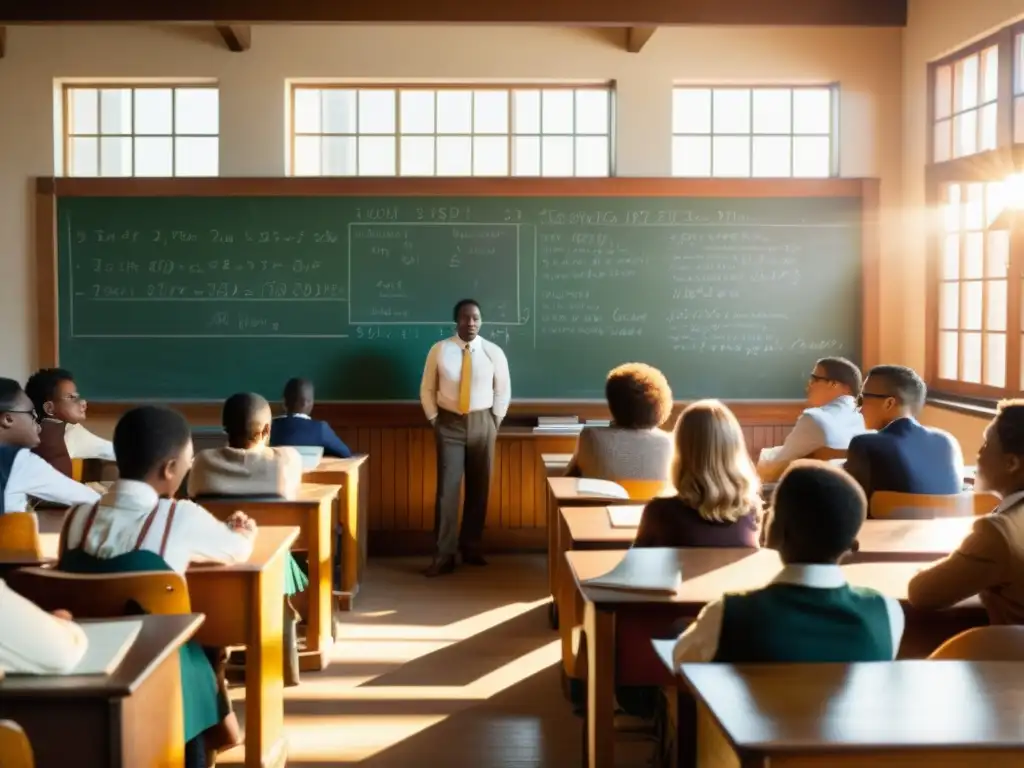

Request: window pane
left=793, top=89, right=831, bottom=134
left=942, top=235, right=960, bottom=279
left=174, top=137, right=218, bottom=176
left=134, top=136, right=172, bottom=176
left=962, top=281, right=983, bottom=330
left=358, top=90, right=395, bottom=134
left=513, top=90, right=540, bottom=134
left=542, top=90, right=574, bottom=134
left=940, top=331, right=959, bottom=379
left=399, top=136, right=435, bottom=176
left=293, top=136, right=321, bottom=176
left=964, top=232, right=983, bottom=278
left=575, top=90, right=609, bottom=135
left=792, top=136, right=830, bottom=177
left=436, top=136, right=472, bottom=175
left=436, top=91, right=472, bottom=134
left=70, top=137, right=98, bottom=176
left=69, top=88, right=98, bottom=134
left=712, top=136, right=751, bottom=177
left=99, top=136, right=131, bottom=176
left=954, top=110, right=978, bottom=157
left=956, top=54, right=980, bottom=111
left=985, top=333, right=1006, bottom=387
left=134, top=89, right=172, bottom=135
left=357, top=136, right=396, bottom=175
left=672, top=135, right=711, bottom=177
left=324, top=90, right=358, bottom=134
left=986, top=180, right=1006, bottom=227
left=541, top=135, right=574, bottom=176
left=673, top=89, right=711, bottom=134
left=987, top=280, right=1007, bottom=331
left=1016, top=96, right=1024, bottom=143
left=474, top=90, right=509, bottom=135
left=399, top=90, right=435, bottom=135
left=961, top=331, right=982, bottom=383
left=175, top=89, right=218, bottom=135
left=752, top=89, right=792, bottom=134
left=474, top=136, right=509, bottom=176
left=935, top=65, right=953, bottom=120
left=934, top=120, right=952, bottom=162
left=987, top=230, right=1009, bottom=278
left=980, top=103, right=997, bottom=151
left=513, top=136, right=540, bottom=175
left=293, top=89, right=321, bottom=134
left=574, top=136, right=608, bottom=177
left=713, top=90, right=750, bottom=134
left=981, top=45, right=999, bottom=103
left=752, top=136, right=791, bottom=177
left=944, top=185, right=961, bottom=231
left=1018, top=34, right=1024, bottom=94
left=940, top=282, right=960, bottom=328
left=100, top=89, right=132, bottom=135
left=323, top=136, right=357, bottom=175
left=965, top=183, right=984, bottom=229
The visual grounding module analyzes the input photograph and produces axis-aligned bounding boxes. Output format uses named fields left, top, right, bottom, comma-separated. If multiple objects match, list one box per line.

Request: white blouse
left=0, top=578, right=88, bottom=674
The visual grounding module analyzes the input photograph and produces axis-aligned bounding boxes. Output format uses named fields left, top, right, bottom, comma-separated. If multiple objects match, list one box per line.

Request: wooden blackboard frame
left=35, top=176, right=880, bottom=425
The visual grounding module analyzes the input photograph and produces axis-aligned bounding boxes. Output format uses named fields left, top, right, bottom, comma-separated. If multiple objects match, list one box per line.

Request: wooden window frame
left=287, top=83, right=614, bottom=178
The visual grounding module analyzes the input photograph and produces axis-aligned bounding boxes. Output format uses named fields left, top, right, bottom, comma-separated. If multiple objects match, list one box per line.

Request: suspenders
left=63, top=499, right=179, bottom=558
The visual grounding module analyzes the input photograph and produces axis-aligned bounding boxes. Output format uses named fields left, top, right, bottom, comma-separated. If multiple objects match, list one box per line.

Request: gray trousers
left=433, top=408, right=497, bottom=556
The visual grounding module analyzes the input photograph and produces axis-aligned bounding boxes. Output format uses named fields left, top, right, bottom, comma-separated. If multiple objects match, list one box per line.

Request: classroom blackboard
left=54, top=191, right=864, bottom=400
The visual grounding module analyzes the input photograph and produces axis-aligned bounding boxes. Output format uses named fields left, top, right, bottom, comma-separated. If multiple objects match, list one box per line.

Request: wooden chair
left=869, top=491, right=999, bottom=519
left=0, top=721, right=34, bottom=768
left=809, top=447, right=848, bottom=461
left=929, top=626, right=1024, bottom=661
left=0, top=513, right=43, bottom=558
left=615, top=479, right=675, bottom=501
left=7, top=568, right=190, bottom=617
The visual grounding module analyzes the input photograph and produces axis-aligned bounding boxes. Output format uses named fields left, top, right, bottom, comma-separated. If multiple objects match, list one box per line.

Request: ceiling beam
left=0, top=0, right=908, bottom=26
left=625, top=26, right=657, bottom=53
left=215, top=23, right=250, bottom=51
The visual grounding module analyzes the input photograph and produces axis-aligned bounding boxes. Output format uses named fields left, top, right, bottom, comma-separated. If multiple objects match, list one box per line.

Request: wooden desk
left=303, top=454, right=369, bottom=611
left=679, top=660, right=1024, bottom=767
left=197, top=485, right=339, bottom=672
left=187, top=525, right=296, bottom=768
left=0, top=614, right=201, bottom=768
left=567, top=548, right=988, bottom=768
left=851, top=518, right=973, bottom=563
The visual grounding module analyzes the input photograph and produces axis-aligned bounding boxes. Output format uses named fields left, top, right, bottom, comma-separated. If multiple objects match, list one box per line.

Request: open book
left=607, top=505, right=645, bottom=528
left=574, top=479, right=629, bottom=499
left=582, top=548, right=682, bottom=594
left=71, top=619, right=143, bottom=675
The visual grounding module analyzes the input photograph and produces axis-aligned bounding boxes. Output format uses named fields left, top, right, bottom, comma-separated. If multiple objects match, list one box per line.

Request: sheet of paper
left=650, top=638, right=678, bottom=674
left=582, top=547, right=682, bottom=593
left=607, top=505, right=645, bottom=528
left=574, top=478, right=629, bottom=499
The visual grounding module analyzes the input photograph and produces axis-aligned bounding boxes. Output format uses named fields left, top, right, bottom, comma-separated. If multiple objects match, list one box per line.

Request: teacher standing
left=420, top=299, right=511, bottom=577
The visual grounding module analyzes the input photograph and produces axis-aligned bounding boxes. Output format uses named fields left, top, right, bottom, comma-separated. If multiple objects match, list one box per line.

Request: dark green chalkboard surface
left=55, top=189, right=864, bottom=400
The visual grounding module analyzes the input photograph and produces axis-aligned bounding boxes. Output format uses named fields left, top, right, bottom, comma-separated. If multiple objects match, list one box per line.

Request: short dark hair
left=0, top=378, right=25, bottom=411
left=866, top=365, right=927, bottom=411
left=113, top=406, right=192, bottom=481
left=453, top=299, right=480, bottom=322
left=815, top=357, right=863, bottom=397
left=222, top=392, right=271, bottom=442
left=770, top=461, right=866, bottom=563
left=993, top=399, right=1024, bottom=455
left=25, top=368, right=74, bottom=416
left=604, top=363, right=673, bottom=430
left=283, top=378, right=313, bottom=407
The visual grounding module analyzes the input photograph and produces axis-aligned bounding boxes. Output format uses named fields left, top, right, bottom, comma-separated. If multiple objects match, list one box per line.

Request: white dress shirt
left=4, top=449, right=100, bottom=512
left=420, top=335, right=511, bottom=421
left=63, top=479, right=254, bottom=574
left=671, top=564, right=905, bottom=667
left=0, top=578, right=89, bottom=674
left=64, top=422, right=116, bottom=461
left=759, top=395, right=866, bottom=470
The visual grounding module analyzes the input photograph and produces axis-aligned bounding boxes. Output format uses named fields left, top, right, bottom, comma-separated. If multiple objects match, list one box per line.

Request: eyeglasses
left=4, top=408, right=37, bottom=419
left=59, top=393, right=84, bottom=402
left=808, top=373, right=832, bottom=384
left=856, top=393, right=890, bottom=408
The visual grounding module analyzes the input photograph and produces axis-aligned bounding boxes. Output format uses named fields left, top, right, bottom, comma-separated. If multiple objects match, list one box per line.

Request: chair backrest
left=0, top=513, right=43, bottom=558
left=809, top=447, right=848, bottom=461
left=0, top=721, right=34, bottom=768
left=869, top=491, right=999, bottom=520
left=7, top=568, right=191, bottom=617
left=615, top=479, right=675, bottom=501
left=929, top=626, right=1024, bottom=660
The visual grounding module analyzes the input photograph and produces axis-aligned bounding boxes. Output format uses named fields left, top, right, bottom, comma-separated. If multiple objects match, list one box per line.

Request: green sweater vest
left=712, top=583, right=894, bottom=663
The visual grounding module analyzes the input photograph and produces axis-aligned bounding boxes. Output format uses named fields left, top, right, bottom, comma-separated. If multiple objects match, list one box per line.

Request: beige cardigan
left=188, top=445, right=303, bottom=499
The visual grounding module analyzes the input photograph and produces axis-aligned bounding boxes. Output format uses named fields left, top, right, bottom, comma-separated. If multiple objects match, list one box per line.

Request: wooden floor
left=219, top=555, right=653, bottom=767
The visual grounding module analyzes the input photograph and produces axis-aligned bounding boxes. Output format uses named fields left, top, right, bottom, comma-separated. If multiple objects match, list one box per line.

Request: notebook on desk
left=607, top=505, right=644, bottom=528
left=293, top=446, right=325, bottom=471
left=11, top=619, right=143, bottom=676
left=582, top=548, right=682, bottom=594
left=575, top=479, right=629, bottom=499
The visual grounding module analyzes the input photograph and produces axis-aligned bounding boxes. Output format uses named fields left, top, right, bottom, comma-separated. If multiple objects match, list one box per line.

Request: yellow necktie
left=459, top=345, right=472, bottom=414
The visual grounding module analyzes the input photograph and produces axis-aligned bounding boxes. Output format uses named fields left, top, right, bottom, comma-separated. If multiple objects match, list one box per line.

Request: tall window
left=932, top=45, right=999, bottom=161
left=64, top=85, right=219, bottom=177
left=671, top=86, right=835, bottom=178
left=289, top=86, right=612, bottom=177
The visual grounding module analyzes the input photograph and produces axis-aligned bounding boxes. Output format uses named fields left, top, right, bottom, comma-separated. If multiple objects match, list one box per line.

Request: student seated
left=25, top=368, right=114, bottom=478
left=634, top=399, right=761, bottom=548
left=0, top=580, right=88, bottom=674
left=846, top=365, right=962, bottom=501
left=908, top=400, right=1024, bottom=623
left=673, top=461, right=904, bottom=664
left=564, top=362, right=673, bottom=480
left=57, top=405, right=255, bottom=767
left=0, top=377, right=99, bottom=512
left=757, top=357, right=866, bottom=483
left=269, top=377, right=352, bottom=459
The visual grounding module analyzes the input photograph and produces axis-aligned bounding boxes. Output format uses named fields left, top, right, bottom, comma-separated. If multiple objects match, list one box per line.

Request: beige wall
left=0, top=24, right=902, bottom=381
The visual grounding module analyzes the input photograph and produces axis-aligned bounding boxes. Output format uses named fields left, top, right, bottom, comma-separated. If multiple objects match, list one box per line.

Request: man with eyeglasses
left=844, top=365, right=962, bottom=501
left=0, top=377, right=99, bottom=513
left=757, top=357, right=866, bottom=482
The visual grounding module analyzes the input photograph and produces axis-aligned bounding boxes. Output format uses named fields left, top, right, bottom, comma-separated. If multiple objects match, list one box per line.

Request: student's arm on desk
left=179, top=500, right=256, bottom=565
left=14, top=451, right=101, bottom=507
left=756, top=413, right=825, bottom=482
left=671, top=599, right=724, bottom=668
left=0, top=578, right=88, bottom=674
left=907, top=519, right=1007, bottom=610
left=419, top=343, right=440, bottom=424
left=319, top=421, right=352, bottom=459
left=66, top=423, right=116, bottom=461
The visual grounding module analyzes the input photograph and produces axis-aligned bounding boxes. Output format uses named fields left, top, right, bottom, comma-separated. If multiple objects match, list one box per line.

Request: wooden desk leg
left=547, top=488, right=559, bottom=629
left=248, top=555, right=287, bottom=768
left=338, top=472, right=360, bottom=611
left=300, top=504, right=334, bottom=672
left=584, top=602, right=615, bottom=768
